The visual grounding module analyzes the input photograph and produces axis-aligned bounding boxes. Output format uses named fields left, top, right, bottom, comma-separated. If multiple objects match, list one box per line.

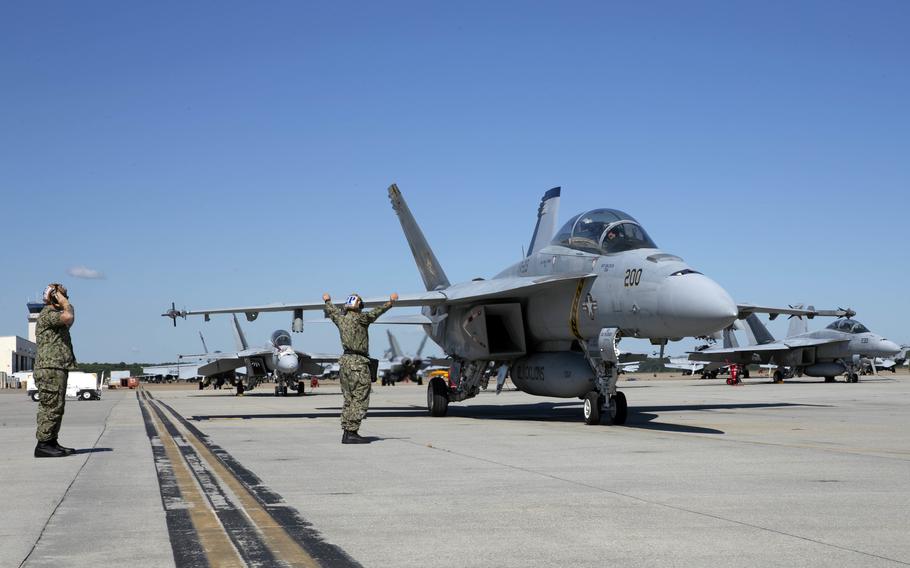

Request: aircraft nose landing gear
left=581, top=328, right=628, bottom=426
left=583, top=391, right=628, bottom=425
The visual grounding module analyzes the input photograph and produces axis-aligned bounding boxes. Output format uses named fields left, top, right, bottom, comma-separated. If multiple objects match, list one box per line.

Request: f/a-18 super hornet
left=866, top=345, right=909, bottom=373
left=690, top=311, right=900, bottom=383
left=380, top=331, right=432, bottom=385
left=176, top=314, right=336, bottom=396
left=164, top=186, right=849, bottom=425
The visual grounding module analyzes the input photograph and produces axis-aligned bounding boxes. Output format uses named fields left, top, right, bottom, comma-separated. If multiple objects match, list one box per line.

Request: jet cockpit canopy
left=826, top=319, right=870, bottom=334
left=551, top=208, right=658, bottom=254
left=271, top=330, right=293, bottom=347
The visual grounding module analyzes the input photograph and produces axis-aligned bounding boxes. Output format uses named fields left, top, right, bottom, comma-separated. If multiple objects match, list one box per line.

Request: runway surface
left=2, top=373, right=909, bottom=567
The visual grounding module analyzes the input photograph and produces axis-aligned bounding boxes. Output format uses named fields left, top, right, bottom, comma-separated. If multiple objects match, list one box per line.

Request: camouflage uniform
left=325, top=300, right=393, bottom=432
left=34, top=305, right=76, bottom=443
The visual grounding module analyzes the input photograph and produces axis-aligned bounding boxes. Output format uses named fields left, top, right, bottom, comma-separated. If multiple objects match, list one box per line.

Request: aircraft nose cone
left=657, top=274, right=738, bottom=337
left=880, top=339, right=901, bottom=356
left=277, top=353, right=298, bottom=374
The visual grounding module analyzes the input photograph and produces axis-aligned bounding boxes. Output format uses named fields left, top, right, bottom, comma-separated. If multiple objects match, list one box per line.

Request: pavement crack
left=18, top=394, right=119, bottom=568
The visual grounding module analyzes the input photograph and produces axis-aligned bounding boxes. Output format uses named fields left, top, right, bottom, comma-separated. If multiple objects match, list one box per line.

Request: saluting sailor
left=323, top=292, right=397, bottom=444
left=34, top=283, right=77, bottom=458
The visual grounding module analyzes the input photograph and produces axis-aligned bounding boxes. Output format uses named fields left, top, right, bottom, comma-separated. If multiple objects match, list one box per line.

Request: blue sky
left=1, top=1, right=907, bottom=362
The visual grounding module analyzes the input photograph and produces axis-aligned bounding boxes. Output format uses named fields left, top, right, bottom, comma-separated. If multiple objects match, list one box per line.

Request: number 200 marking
left=624, top=268, right=642, bottom=287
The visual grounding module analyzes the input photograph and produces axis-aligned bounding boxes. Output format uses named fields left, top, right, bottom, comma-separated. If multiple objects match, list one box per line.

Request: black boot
left=342, top=431, right=370, bottom=444
left=35, top=441, right=67, bottom=458
left=50, top=439, right=75, bottom=456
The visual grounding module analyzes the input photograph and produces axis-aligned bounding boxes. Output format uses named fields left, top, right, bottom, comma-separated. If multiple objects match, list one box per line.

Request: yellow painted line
left=569, top=278, right=586, bottom=340
left=153, top=397, right=321, bottom=568
left=139, top=390, right=245, bottom=568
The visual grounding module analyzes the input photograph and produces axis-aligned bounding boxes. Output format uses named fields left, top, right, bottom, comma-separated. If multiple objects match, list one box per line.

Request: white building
left=0, top=335, right=37, bottom=375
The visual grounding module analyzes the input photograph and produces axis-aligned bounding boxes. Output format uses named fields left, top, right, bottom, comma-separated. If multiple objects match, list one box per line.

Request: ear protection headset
left=345, top=294, right=363, bottom=310
left=44, top=283, right=61, bottom=304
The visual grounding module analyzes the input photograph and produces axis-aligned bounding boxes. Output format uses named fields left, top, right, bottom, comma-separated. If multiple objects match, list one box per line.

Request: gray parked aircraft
left=690, top=313, right=900, bottom=383
left=180, top=314, right=336, bottom=396
left=164, top=186, right=849, bottom=424
left=380, top=331, right=431, bottom=385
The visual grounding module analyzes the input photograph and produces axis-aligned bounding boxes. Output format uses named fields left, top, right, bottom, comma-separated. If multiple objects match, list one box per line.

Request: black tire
left=848, top=373, right=859, bottom=383
left=30, top=391, right=40, bottom=402
left=824, top=376, right=836, bottom=383
left=236, top=384, right=245, bottom=396
left=428, top=377, right=449, bottom=417
left=80, top=390, right=93, bottom=401
left=610, top=392, right=628, bottom=425
left=417, top=378, right=423, bottom=386
left=297, top=381, right=306, bottom=396
left=275, top=386, right=281, bottom=396
left=773, top=370, right=784, bottom=383
left=583, top=391, right=601, bottom=425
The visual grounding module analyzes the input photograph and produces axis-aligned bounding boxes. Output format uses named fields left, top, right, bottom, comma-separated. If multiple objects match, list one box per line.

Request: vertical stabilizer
left=231, top=314, right=249, bottom=351
left=388, top=184, right=451, bottom=291
left=416, top=334, right=429, bottom=358
left=387, top=330, right=404, bottom=359
left=722, top=326, right=739, bottom=349
left=744, top=314, right=776, bottom=345
left=787, top=304, right=811, bottom=338
left=199, top=332, right=209, bottom=354
left=527, top=187, right=561, bottom=257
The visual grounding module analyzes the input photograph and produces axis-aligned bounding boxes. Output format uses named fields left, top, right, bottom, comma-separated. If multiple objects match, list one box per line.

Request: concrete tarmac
left=2, top=373, right=909, bottom=567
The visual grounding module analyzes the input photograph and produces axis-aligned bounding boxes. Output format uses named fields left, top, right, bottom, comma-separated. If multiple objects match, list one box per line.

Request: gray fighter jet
left=181, top=314, right=336, bottom=396
left=690, top=313, right=900, bottom=383
left=380, top=331, right=431, bottom=385
left=164, top=186, right=849, bottom=424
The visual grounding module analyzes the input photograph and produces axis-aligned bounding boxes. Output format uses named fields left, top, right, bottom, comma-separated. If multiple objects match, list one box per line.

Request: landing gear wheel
left=847, top=373, right=859, bottom=383
left=427, top=377, right=449, bottom=417
left=275, top=385, right=281, bottom=396
left=824, top=376, right=836, bottom=383
left=583, top=391, right=601, bottom=425
left=297, top=380, right=306, bottom=396
left=773, top=370, right=784, bottom=384
left=236, top=383, right=245, bottom=396
left=417, top=378, right=423, bottom=386
left=607, top=391, right=628, bottom=425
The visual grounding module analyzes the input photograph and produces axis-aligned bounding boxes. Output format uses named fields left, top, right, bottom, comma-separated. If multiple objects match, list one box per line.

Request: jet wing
left=296, top=351, right=339, bottom=363
left=736, top=304, right=854, bottom=320
left=691, top=338, right=849, bottom=362
left=167, top=274, right=595, bottom=322
left=199, top=358, right=245, bottom=376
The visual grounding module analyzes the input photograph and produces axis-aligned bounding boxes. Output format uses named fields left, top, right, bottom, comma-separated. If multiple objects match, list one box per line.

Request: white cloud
left=67, top=265, right=106, bottom=280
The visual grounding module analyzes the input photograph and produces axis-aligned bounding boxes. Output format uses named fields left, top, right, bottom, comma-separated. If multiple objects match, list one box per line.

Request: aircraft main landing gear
left=427, top=376, right=449, bottom=417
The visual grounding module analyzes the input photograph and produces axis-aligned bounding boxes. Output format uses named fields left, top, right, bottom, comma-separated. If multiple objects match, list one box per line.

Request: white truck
left=22, top=371, right=103, bottom=401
